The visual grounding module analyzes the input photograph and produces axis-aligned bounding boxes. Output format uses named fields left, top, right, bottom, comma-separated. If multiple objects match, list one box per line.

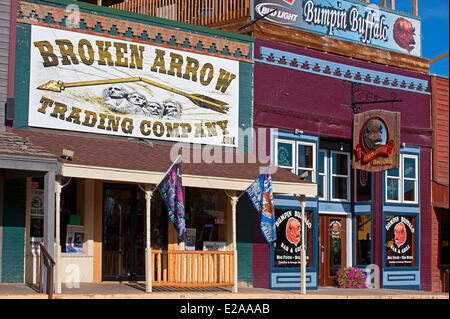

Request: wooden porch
left=108, top=0, right=251, bottom=26
left=151, top=250, right=234, bottom=287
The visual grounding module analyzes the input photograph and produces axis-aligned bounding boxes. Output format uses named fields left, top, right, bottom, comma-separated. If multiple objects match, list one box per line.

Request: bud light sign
left=254, top=0, right=421, bottom=56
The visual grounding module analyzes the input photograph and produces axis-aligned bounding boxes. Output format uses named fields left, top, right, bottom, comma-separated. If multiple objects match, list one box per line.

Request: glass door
left=102, top=184, right=146, bottom=281
left=319, top=215, right=347, bottom=286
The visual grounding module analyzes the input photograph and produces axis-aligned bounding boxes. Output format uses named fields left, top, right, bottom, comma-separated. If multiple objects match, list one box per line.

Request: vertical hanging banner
left=254, top=0, right=422, bottom=56
left=245, top=168, right=276, bottom=243
left=157, top=156, right=186, bottom=237
left=28, top=25, right=239, bottom=147
left=353, top=109, right=400, bottom=172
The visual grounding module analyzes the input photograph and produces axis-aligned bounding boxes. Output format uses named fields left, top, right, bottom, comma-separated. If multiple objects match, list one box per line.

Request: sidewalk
left=0, top=283, right=448, bottom=299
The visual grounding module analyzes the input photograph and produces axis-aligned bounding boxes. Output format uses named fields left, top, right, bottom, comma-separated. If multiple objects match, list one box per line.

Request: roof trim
left=61, top=163, right=317, bottom=196
left=34, top=0, right=254, bottom=43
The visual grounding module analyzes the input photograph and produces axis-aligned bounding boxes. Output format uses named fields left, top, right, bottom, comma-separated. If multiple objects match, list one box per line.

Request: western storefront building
left=248, top=1, right=432, bottom=291
left=145, top=0, right=432, bottom=291
left=1, top=0, right=316, bottom=292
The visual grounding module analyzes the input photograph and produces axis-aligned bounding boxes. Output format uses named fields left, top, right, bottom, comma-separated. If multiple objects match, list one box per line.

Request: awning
left=0, top=131, right=58, bottom=175
left=14, top=129, right=317, bottom=197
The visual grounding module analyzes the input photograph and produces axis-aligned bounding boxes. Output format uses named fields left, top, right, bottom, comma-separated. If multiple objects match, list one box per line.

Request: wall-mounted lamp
left=61, top=149, right=74, bottom=161
left=294, top=129, right=303, bottom=135
left=340, top=143, right=344, bottom=151
left=401, top=142, right=406, bottom=148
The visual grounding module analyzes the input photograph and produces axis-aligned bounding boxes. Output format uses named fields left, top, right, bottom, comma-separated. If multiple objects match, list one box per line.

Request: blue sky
left=382, top=0, right=449, bottom=77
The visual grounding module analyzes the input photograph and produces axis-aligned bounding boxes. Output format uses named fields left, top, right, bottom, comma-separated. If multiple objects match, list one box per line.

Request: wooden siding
left=105, top=0, right=429, bottom=73
left=0, top=0, right=11, bottom=131
left=431, top=76, right=449, bottom=185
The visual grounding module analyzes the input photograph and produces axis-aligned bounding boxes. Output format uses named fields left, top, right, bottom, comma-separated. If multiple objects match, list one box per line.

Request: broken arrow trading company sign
left=254, top=0, right=421, bottom=56
left=29, top=25, right=240, bottom=147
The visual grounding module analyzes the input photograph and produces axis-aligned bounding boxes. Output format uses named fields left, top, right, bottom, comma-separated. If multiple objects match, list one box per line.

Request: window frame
left=402, top=154, right=418, bottom=204
left=296, top=141, right=316, bottom=183
left=274, top=138, right=316, bottom=183
left=318, top=149, right=328, bottom=201
left=385, top=153, right=419, bottom=205
left=330, top=150, right=351, bottom=202
left=354, top=213, right=373, bottom=266
left=275, top=139, right=295, bottom=173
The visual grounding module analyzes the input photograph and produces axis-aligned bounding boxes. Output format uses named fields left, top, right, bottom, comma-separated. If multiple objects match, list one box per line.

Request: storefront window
left=385, top=154, right=418, bottom=204
left=403, top=155, right=417, bottom=203
left=30, top=177, right=44, bottom=253
left=297, top=143, right=315, bottom=182
left=355, top=215, right=372, bottom=265
left=331, top=151, right=350, bottom=201
left=276, top=140, right=294, bottom=173
left=185, top=187, right=225, bottom=251
left=355, top=170, right=372, bottom=202
left=275, top=139, right=316, bottom=181
left=60, top=179, right=78, bottom=253
left=318, top=150, right=327, bottom=200
left=385, top=215, right=416, bottom=267
left=274, top=209, right=313, bottom=268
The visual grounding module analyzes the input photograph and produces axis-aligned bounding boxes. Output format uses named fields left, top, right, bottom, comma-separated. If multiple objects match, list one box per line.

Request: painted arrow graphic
left=37, top=77, right=230, bottom=114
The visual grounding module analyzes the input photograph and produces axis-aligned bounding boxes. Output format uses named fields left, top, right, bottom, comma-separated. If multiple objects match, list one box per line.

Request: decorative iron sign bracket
left=341, top=82, right=403, bottom=114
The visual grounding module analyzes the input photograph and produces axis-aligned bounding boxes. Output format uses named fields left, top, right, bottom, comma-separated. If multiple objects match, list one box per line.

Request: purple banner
left=157, top=157, right=186, bottom=237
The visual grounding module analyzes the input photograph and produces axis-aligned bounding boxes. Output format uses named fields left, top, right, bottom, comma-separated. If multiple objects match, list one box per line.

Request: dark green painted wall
left=12, top=23, right=31, bottom=130
left=1, top=179, right=27, bottom=283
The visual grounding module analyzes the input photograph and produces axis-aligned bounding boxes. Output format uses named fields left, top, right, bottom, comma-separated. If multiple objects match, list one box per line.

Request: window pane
left=387, top=167, right=399, bottom=177
left=298, top=144, right=313, bottom=169
left=404, top=157, right=416, bottom=179
left=332, top=153, right=348, bottom=175
left=298, top=169, right=313, bottom=181
left=318, top=175, right=324, bottom=199
left=277, top=142, right=293, bottom=167
left=319, top=151, right=325, bottom=174
left=332, top=176, right=348, bottom=200
left=386, top=178, right=399, bottom=201
left=356, top=170, right=372, bottom=202
left=356, top=215, right=372, bottom=265
left=385, top=215, right=416, bottom=267
left=404, top=180, right=416, bottom=202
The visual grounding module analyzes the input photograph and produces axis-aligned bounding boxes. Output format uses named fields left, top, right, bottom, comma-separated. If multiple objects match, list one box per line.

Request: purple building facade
left=250, top=38, right=432, bottom=290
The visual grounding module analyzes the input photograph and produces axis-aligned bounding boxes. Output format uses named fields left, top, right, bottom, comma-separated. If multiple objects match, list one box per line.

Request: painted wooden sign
left=352, top=109, right=400, bottom=172
left=254, top=0, right=422, bottom=57
left=28, top=25, right=240, bottom=147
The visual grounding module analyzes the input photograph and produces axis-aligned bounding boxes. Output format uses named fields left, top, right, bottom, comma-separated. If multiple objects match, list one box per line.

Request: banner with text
left=254, top=0, right=421, bottom=56
left=29, top=25, right=240, bottom=147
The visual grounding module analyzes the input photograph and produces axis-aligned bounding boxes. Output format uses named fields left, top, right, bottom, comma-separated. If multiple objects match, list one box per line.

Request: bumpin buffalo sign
left=385, top=215, right=415, bottom=267
left=28, top=26, right=239, bottom=147
left=352, top=110, right=400, bottom=172
left=274, top=209, right=311, bottom=267
left=254, top=0, right=421, bottom=56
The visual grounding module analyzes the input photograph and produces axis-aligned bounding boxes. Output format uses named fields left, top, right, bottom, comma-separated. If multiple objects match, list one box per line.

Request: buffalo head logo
left=286, top=217, right=300, bottom=246
left=393, top=17, right=416, bottom=53
left=394, top=222, right=407, bottom=248
left=362, top=119, right=384, bottom=152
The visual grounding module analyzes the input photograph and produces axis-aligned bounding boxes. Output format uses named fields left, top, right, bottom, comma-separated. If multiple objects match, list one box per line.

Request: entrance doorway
left=102, top=184, right=146, bottom=281
left=318, top=215, right=347, bottom=286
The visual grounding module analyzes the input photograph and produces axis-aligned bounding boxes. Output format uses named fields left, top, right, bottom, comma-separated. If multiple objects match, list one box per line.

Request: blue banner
left=157, top=157, right=186, bottom=237
left=254, top=0, right=421, bottom=57
left=245, top=169, right=276, bottom=243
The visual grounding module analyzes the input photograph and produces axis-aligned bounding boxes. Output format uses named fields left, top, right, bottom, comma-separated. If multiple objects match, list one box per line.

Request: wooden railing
left=109, top=0, right=251, bottom=25
left=39, top=242, right=55, bottom=299
left=151, top=250, right=234, bottom=287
